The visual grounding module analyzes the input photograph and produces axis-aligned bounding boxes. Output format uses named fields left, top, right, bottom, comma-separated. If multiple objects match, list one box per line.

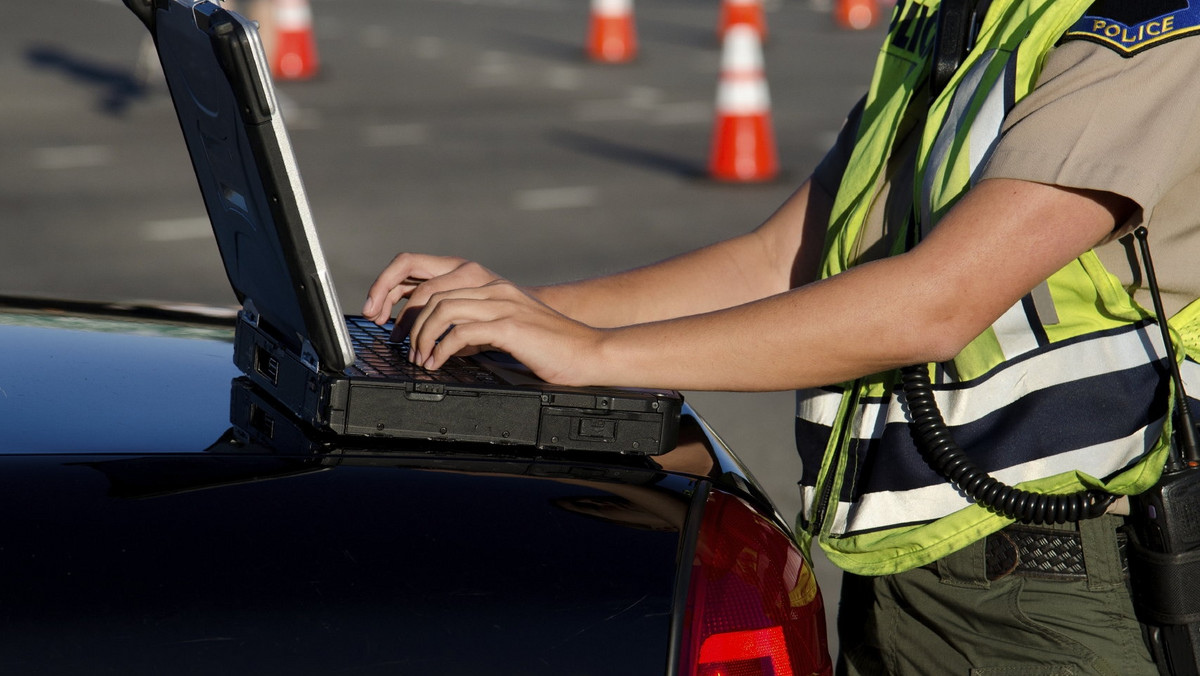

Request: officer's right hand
left=362, top=253, right=507, bottom=337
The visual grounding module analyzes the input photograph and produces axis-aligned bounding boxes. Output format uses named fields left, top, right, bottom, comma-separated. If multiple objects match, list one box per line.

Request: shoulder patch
left=1061, top=0, right=1200, bottom=57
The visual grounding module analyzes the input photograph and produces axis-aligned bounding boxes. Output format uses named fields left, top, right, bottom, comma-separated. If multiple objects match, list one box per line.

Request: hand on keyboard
left=405, top=278, right=604, bottom=386
left=362, top=253, right=503, bottom=334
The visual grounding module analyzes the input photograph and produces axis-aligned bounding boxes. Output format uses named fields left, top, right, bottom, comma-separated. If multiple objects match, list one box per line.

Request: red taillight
left=678, top=488, right=832, bottom=676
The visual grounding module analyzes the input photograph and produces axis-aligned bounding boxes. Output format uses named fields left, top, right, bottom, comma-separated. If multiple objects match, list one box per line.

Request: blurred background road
left=1, top=0, right=884, bottom=649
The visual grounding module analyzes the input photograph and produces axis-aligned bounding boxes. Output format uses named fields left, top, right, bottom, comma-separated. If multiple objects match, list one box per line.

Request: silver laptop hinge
left=241, top=298, right=261, bottom=327
left=301, top=339, right=320, bottom=373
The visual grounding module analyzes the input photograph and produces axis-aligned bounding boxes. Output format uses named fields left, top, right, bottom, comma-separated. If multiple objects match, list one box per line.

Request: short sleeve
left=980, top=37, right=1200, bottom=215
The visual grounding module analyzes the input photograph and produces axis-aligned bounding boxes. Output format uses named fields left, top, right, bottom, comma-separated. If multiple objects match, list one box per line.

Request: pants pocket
left=1004, top=577, right=1155, bottom=676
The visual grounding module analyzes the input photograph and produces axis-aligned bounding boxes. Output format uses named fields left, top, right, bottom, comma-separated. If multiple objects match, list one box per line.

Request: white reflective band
left=859, top=398, right=889, bottom=439
left=921, top=50, right=1002, bottom=231
left=722, top=25, right=764, bottom=71
left=931, top=325, right=1166, bottom=425
left=1183, top=358, right=1200, bottom=388
left=593, top=0, right=633, bottom=18
left=1030, top=281, right=1060, bottom=325
left=798, top=391, right=883, bottom=436
left=968, top=68, right=1007, bottom=184
left=992, top=296, right=1041, bottom=360
left=825, top=421, right=1161, bottom=535
left=798, top=485, right=820, bottom=524
left=826, top=498, right=854, bottom=539
left=716, top=77, right=770, bottom=114
left=796, top=389, right=844, bottom=425
left=885, top=325, right=1168, bottom=428
left=797, top=325, right=1171, bottom=433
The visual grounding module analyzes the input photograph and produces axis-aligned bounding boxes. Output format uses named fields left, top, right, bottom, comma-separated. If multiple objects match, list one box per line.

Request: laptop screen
left=153, top=0, right=354, bottom=371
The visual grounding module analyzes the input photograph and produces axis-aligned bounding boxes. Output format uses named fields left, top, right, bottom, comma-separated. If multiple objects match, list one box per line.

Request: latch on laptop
left=301, top=339, right=321, bottom=373
left=241, top=298, right=261, bottom=327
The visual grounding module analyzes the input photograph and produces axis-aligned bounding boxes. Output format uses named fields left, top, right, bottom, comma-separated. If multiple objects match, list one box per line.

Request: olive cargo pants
left=836, top=515, right=1157, bottom=675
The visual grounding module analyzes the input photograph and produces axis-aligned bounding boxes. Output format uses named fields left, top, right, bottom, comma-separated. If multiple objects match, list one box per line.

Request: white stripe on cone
left=593, top=0, right=632, bottom=19
left=715, top=26, right=770, bottom=114
left=276, top=0, right=312, bottom=30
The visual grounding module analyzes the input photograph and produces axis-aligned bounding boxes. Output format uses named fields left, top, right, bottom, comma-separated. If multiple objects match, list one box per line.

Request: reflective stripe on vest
left=919, top=48, right=1015, bottom=237
left=795, top=0, right=1199, bottom=576
left=799, top=322, right=1175, bottom=537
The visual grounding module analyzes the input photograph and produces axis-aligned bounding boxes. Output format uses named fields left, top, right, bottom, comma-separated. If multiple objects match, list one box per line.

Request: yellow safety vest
left=798, top=0, right=1200, bottom=576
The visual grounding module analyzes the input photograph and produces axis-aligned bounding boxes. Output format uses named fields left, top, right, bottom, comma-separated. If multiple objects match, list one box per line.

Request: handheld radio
left=1125, top=226, right=1200, bottom=676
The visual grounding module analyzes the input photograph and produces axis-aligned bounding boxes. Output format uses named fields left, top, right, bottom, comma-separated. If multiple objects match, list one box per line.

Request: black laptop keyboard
left=344, top=316, right=499, bottom=384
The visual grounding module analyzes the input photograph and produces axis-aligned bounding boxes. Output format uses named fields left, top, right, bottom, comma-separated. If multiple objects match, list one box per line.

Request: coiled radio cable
left=900, top=364, right=1116, bottom=523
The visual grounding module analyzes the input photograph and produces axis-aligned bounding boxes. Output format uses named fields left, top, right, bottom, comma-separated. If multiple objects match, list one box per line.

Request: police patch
left=1061, top=0, right=1200, bottom=57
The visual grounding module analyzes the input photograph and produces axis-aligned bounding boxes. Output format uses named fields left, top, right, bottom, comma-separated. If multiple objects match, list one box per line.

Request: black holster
left=1129, top=465, right=1200, bottom=676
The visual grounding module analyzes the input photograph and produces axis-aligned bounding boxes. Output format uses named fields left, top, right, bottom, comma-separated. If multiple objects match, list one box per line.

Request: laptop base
left=234, top=317, right=680, bottom=454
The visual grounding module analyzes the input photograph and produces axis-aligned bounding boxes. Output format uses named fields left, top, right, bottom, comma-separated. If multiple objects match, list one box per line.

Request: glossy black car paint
left=0, top=297, right=817, bottom=674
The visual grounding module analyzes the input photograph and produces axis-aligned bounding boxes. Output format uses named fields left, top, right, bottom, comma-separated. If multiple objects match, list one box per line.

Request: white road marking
left=142, top=217, right=212, bottom=242
left=414, top=36, right=445, bottom=60
left=513, top=186, right=599, bottom=211
left=574, top=100, right=643, bottom=122
left=362, top=25, right=392, bottom=49
left=32, top=145, right=111, bottom=170
left=545, top=65, right=582, bottom=91
left=575, top=90, right=710, bottom=125
left=276, top=91, right=322, bottom=131
left=651, top=101, right=712, bottom=125
left=626, top=86, right=663, bottom=109
left=363, top=123, right=429, bottom=147
left=473, top=51, right=515, bottom=86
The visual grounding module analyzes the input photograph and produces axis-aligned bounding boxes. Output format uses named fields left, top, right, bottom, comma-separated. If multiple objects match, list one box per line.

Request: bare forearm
left=530, top=231, right=784, bottom=328
left=577, top=179, right=1130, bottom=391
left=585, top=257, right=948, bottom=391
left=532, top=179, right=830, bottom=327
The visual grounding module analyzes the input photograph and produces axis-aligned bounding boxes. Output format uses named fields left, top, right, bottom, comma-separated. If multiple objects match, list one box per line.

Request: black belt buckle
left=985, top=525, right=1090, bottom=581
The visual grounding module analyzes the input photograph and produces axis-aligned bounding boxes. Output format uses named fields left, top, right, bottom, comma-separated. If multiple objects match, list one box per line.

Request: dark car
left=0, top=295, right=831, bottom=675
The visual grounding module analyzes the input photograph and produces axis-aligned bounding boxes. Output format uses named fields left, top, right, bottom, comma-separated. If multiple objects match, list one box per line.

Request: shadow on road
left=25, top=43, right=152, bottom=115
left=548, top=128, right=707, bottom=179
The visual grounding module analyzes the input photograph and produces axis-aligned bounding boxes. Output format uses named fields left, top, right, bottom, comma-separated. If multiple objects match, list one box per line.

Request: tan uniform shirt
left=814, top=38, right=1200, bottom=316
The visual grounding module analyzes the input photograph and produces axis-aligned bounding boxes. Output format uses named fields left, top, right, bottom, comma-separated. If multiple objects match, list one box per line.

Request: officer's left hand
left=407, top=279, right=607, bottom=387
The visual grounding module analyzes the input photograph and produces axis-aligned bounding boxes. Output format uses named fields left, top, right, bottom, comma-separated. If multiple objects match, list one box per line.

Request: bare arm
left=531, top=179, right=834, bottom=326
left=410, top=178, right=1133, bottom=390
left=362, top=178, right=833, bottom=330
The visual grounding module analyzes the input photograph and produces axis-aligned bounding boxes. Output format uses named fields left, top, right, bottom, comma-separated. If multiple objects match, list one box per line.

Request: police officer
left=363, top=0, right=1200, bottom=672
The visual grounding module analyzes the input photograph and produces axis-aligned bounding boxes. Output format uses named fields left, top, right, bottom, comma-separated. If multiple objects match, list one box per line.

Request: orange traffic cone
left=833, top=0, right=880, bottom=30
left=587, top=0, right=637, bottom=63
left=717, top=0, right=767, bottom=42
left=272, top=0, right=319, bottom=80
left=708, top=25, right=778, bottom=183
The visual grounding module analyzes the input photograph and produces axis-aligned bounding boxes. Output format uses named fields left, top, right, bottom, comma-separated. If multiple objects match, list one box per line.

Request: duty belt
left=925, top=524, right=1130, bottom=581
left=989, top=524, right=1130, bottom=581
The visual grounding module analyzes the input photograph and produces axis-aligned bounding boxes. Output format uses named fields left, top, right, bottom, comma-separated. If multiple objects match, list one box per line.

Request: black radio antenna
left=1133, top=226, right=1200, bottom=469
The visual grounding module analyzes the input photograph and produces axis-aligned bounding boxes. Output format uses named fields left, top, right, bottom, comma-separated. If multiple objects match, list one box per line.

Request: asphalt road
left=1, top=0, right=885, bottom=651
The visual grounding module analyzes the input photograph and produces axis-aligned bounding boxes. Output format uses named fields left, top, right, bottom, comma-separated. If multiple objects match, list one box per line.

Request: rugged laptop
left=125, top=0, right=681, bottom=454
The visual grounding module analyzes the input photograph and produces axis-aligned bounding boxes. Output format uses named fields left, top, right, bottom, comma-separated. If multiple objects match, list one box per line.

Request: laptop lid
left=134, top=0, right=355, bottom=372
